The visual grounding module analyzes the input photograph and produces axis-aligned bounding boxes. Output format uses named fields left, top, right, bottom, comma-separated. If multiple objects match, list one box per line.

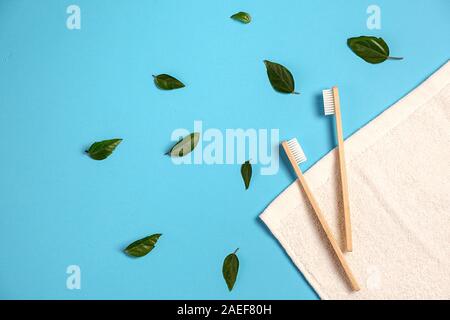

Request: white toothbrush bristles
left=286, top=138, right=307, bottom=164
left=322, top=88, right=335, bottom=115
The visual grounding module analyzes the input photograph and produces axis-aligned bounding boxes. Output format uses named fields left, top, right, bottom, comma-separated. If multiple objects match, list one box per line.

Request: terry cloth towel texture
left=260, top=61, right=450, bottom=300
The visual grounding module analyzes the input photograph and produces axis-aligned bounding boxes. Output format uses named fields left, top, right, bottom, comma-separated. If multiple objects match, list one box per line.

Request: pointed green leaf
left=263, top=60, right=299, bottom=94
left=241, top=160, right=252, bottom=190
left=222, top=249, right=239, bottom=291
left=153, top=74, right=185, bottom=90
left=124, top=234, right=162, bottom=258
left=230, top=12, right=251, bottom=24
left=166, top=132, right=200, bottom=157
left=347, top=36, right=403, bottom=64
left=86, top=139, right=122, bottom=160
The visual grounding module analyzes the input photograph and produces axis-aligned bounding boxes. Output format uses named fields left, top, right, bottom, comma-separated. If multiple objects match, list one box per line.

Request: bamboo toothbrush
left=282, top=138, right=360, bottom=291
left=323, top=86, right=353, bottom=252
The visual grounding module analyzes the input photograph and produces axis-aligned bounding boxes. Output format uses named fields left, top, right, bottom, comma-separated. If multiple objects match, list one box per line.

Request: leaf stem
left=292, top=91, right=300, bottom=95
left=233, top=248, right=239, bottom=254
left=387, top=56, right=403, bottom=60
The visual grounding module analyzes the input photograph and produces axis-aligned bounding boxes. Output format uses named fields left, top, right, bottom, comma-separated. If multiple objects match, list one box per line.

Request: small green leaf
left=153, top=74, right=185, bottom=90
left=86, top=139, right=122, bottom=160
left=241, top=160, right=252, bottom=190
left=347, top=36, right=403, bottom=64
left=230, top=12, right=251, bottom=24
left=166, top=132, right=200, bottom=157
left=263, top=60, right=299, bottom=94
left=124, top=234, right=162, bottom=258
left=222, top=248, right=239, bottom=291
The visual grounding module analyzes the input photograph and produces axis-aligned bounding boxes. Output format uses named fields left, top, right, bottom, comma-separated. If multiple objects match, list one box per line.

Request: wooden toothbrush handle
left=333, top=86, right=353, bottom=252
left=298, top=171, right=360, bottom=291
left=282, top=142, right=360, bottom=291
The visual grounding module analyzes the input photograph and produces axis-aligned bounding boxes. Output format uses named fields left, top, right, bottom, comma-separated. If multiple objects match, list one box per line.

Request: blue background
left=0, top=0, right=448, bottom=299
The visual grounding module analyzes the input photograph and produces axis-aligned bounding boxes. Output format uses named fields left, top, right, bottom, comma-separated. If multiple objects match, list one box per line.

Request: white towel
left=260, top=61, right=450, bottom=300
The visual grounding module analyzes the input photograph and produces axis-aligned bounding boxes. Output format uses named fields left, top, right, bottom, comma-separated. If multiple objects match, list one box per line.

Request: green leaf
left=166, top=132, right=200, bottom=157
left=241, top=160, right=252, bottom=190
left=86, top=139, right=122, bottom=160
left=230, top=12, right=251, bottom=24
left=222, top=249, right=239, bottom=291
left=347, top=36, right=403, bottom=64
left=153, top=74, right=185, bottom=90
left=124, top=234, right=162, bottom=258
left=263, top=60, right=299, bottom=94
